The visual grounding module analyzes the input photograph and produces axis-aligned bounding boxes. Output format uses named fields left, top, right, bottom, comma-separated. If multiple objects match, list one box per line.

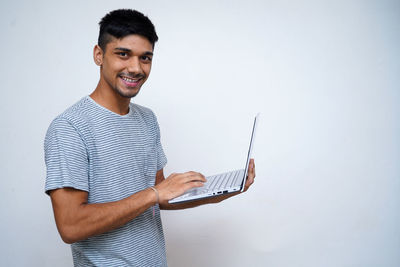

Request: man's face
left=95, top=34, right=153, bottom=98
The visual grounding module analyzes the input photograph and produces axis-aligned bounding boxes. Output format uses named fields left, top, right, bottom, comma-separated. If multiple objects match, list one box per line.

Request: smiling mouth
left=120, top=75, right=142, bottom=87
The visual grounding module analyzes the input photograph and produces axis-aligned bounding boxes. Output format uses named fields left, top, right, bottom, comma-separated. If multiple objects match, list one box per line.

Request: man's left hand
left=243, top=158, right=256, bottom=192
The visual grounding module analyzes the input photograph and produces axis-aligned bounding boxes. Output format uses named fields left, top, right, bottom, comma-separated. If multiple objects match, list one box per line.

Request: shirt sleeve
left=44, top=117, right=89, bottom=195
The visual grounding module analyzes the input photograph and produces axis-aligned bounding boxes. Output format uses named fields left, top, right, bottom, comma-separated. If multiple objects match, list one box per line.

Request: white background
left=0, top=0, right=399, bottom=266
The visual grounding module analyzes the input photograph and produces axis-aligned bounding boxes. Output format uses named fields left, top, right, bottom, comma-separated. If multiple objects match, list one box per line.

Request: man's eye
left=118, top=52, right=128, bottom=57
left=141, top=56, right=152, bottom=62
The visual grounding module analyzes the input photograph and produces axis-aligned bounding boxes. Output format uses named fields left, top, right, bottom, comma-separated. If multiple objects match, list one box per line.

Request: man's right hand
left=155, top=171, right=206, bottom=204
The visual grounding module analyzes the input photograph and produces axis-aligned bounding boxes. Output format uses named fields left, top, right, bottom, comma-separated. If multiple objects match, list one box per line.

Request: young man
left=44, top=9, right=256, bottom=266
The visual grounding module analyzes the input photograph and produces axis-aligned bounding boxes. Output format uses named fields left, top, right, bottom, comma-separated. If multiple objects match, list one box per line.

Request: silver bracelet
left=150, top=186, right=159, bottom=204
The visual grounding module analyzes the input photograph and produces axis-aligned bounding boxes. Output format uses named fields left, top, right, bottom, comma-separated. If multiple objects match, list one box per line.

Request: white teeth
left=121, top=77, right=138, bottom=83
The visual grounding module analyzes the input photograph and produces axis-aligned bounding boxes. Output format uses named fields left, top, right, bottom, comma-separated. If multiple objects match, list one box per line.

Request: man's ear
left=93, top=45, right=104, bottom=66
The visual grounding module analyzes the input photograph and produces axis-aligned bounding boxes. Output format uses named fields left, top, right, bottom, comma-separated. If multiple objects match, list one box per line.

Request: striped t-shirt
left=44, top=96, right=168, bottom=267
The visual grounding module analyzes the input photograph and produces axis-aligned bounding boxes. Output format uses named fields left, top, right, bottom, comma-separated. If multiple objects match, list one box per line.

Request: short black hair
left=98, top=9, right=158, bottom=51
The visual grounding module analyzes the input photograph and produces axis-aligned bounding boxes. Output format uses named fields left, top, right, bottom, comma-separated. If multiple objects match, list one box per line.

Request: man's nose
left=127, top=57, right=143, bottom=74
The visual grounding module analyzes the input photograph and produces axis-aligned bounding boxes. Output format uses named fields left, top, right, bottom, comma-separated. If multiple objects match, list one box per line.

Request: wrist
left=149, top=186, right=159, bottom=205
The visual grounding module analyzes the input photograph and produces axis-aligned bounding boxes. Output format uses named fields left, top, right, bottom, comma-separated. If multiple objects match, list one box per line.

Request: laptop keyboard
left=174, top=169, right=244, bottom=200
left=205, top=169, right=243, bottom=191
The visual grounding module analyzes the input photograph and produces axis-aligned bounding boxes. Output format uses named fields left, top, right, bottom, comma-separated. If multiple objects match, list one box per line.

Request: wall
left=0, top=0, right=399, bottom=266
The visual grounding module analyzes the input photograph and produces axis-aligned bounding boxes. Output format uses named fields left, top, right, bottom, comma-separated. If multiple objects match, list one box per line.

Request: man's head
left=94, top=9, right=158, bottom=99
left=98, top=9, right=158, bottom=51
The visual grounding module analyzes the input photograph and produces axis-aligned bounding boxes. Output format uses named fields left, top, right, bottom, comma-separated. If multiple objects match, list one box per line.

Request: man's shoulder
left=49, top=96, right=91, bottom=130
left=58, top=96, right=90, bottom=119
left=131, top=103, right=157, bottom=121
left=131, top=102, right=152, bottom=114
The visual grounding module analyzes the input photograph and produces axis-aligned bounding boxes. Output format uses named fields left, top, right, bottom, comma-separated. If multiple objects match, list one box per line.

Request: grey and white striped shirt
left=44, top=96, right=168, bottom=266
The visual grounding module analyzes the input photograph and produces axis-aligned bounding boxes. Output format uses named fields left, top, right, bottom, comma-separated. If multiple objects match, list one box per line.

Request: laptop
left=169, top=113, right=259, bottom=204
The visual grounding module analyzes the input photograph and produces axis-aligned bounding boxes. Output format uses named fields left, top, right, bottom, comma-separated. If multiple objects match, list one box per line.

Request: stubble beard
left=113, top=85, right=140, bottom=98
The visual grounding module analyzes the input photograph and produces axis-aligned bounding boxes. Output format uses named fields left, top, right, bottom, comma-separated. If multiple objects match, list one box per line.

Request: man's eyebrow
left=114, top=47, right=153, bottom=56
left=114, top=47, right=131, bottom=52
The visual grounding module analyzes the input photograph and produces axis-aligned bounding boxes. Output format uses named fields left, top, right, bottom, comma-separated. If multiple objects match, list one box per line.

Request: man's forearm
left=51, top=187, right=157, bottom=244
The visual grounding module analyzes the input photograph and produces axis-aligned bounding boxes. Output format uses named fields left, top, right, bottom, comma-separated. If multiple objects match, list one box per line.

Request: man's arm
left=49, top=171, right=206, bottom=244
left=157, top=159, right=256, bottom=210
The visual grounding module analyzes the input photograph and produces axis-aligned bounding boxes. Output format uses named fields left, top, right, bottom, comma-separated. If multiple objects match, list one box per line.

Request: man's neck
left=90, top=83, right=131, bottom=116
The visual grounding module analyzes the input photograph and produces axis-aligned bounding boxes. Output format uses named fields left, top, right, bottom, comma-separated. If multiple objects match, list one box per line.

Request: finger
left=244, top=167, right=255, bottom=191
left=184, top=172, right=206, bottom=182
left=188, top=171, right=206, bottom=179
left=248, top=159, right=255, bottom=178
left=243, top=178, right=254, bottom=192
left=182, top=181, right=205, bottom=192
left=248, top=159, right=254, bottom=171
left=246, top=175, right=254, bottom=186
